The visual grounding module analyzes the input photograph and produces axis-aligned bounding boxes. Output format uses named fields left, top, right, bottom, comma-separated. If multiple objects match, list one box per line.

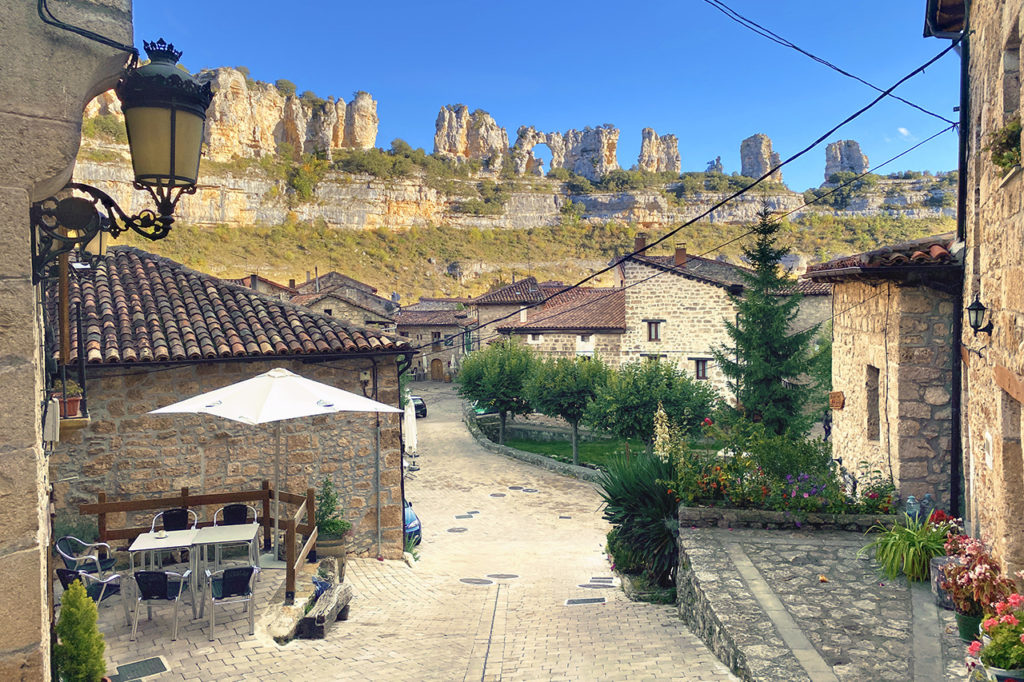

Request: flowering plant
left=967, top=592, right=1024, bottom=671
left=941, top=535, right=1015, bottom=617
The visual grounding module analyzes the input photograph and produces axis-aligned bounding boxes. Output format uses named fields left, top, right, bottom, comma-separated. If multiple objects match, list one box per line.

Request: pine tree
left=712, top=205, right=820, bottom=435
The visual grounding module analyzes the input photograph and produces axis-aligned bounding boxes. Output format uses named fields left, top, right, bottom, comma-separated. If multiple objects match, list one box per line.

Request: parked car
left=404, top=500, right=422, bottom=546
left=411, top=395, right=426, bottom=418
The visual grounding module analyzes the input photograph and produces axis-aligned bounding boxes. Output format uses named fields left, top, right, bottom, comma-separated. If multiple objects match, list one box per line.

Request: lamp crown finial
left=143, top=38, right=183, bottom=64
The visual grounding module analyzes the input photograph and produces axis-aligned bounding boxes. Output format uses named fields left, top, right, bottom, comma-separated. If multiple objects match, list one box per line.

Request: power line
left=400, top=42, right=960, bottom=361
left=700, top=0, right=956, bottom=126
left=409, top=122, right=956, bottom=362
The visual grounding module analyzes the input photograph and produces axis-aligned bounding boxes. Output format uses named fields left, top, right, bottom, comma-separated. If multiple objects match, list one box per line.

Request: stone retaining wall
left=461, top=408, right=603, bottom=483
left=679, top=505, right=897, bottom=532
left=475, top=417, right=609, bottom=444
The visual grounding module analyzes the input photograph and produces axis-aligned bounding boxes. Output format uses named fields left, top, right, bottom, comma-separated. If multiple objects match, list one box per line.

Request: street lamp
left=966, top=294, right=994, bottom=335
left=30, top=39, right=213, bottom=283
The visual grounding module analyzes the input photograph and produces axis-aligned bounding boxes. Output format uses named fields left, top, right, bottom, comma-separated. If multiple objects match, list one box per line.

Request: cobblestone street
left=98, top=381, right=736, bottom=681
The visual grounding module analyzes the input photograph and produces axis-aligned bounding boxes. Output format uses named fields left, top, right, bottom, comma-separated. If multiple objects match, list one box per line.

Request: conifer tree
left=712, top=206, right=819, bottom=435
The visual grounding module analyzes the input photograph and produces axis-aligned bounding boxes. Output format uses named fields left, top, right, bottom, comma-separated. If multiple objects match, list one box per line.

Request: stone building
left=497, top=288, right=626, bottom=365
left=616, top=236, right=831, bottom=398
left=290, top=291, right=396, bottom=333
left=225, top=273, right=297, bottom=301
left=0, top=3, right=134, bottom=675
left=805, top=234, right=961, bottom=508
left=941, top=0, right=1024, bottom=574
left=469, top=277, right=569, bottom=349
left=48, top=248, right=412, bottom=560
left=394, top=309, right=473, bottom=380
left=295, top=269, right=397, bottom=319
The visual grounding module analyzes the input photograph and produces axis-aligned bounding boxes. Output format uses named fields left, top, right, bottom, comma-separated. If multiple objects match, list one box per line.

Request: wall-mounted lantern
left=966, top=294, right=994, bottom=335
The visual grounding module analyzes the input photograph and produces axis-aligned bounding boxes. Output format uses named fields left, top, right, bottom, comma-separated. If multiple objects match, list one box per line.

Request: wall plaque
left=829, top=391, right=845, bottom=410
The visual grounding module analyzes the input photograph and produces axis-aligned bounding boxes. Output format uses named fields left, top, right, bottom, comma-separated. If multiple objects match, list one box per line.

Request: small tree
left=712, top=206, right=819, bottom=435
left=585, top=359, right=719, bottom=452
left=54, top=580, right=106, bottom=682
left=315, top=477, right=352, bottom=539
left=526, top=356, right=610, bottom=465
left=274, top=78, right=297, bottom=97
left=457, top=340, right=534, bottom=444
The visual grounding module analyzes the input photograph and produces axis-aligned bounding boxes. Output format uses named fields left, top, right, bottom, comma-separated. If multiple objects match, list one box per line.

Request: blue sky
left=135, top=1, right=961, bottom=192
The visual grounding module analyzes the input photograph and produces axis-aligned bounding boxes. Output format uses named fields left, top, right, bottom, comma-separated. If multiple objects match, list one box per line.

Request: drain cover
left=455, top=514, right=473, bottom=519
left=523, top=489, right=539, bottom=493
left=110, top=657, right=167, bottom=681
left=486, top=573, right=519, bottom=579
left=460, top=578, right=494, bottom=585
left=490, top=493, right=506, bottom=497
left=467, top=510, right=480, bottom=514
left=566, top=597, right=606, bottom=605
left=579, top=583, right=615, bottom=589
left=447, top=527, right=468, bottom=533
left=508, top=486, right=523, bottom=490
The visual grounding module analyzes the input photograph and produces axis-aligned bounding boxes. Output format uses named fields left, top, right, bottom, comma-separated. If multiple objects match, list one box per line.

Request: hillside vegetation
left=112, top=212, right=953, bottom=300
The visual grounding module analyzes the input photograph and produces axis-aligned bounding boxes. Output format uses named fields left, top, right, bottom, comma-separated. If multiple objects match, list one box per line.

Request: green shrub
left=81, top=114, right=127, bottom=144
left=606, top=527, right=643, bottom=574
left=287, top=155, right=329, bottom=202
left=54, top=580, right=106, bottom=682
left=859, top=513, right=953, bottom=582
left=315, top=478, right=352, bottom=539
left=986, top=118, right=1022, bottom=174
left=598, top=453, right=679, bottom=586
left=274, top=79, right=297, bottom=97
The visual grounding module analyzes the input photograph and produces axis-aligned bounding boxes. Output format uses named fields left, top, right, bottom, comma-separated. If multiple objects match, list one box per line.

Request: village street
left=101, top=381, right=735, bottom=681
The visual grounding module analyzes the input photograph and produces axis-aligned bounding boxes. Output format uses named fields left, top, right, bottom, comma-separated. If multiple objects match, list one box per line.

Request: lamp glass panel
left=124, top=106, right=172, bottom=185
left=172, top=110, right=205, bottom=186
left=967, top=304, right=983, bottom=330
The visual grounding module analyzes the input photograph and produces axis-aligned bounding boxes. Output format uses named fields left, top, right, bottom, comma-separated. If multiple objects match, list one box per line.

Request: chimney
left=674, top=244, right=688, bottom=267
left=249, top=273, right=258, bottom=287
left=288, top=278, right=296, bottom=289
left=634, top=233, right=648, bottom=253
left=306, top=270, right=311, bottom=282
left=519, top=306, right=528, bottom=322
left=315, top=266, right=319, bottom=293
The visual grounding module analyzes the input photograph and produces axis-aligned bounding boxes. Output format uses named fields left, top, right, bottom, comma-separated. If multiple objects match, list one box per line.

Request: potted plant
left=859, top=511, right=955, bottom=582
left=928, top=509, right=961, bottom=610
left=967, top=590, right=1024, bottom=681
left=942, top=534, right=1016, bottom=642
left=53, top=378, right=83, bottom=418
left=315, top=477, right=351, bottom=560
left=54, top=579, right=108, bottom=682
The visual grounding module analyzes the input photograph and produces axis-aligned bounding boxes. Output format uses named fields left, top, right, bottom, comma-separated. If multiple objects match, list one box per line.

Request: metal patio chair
left=212, top=503, right=260, bottom=570
left=55, top=535, right=116, bottom=576
left=201, top=565, right=259, bottom=640
left=130, top=569, right=194, bottom=641
left=56, top=567, right=130, bottom=626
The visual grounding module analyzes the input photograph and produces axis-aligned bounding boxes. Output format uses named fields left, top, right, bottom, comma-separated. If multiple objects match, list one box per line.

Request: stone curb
left=461, top=405, right=603, bottom=483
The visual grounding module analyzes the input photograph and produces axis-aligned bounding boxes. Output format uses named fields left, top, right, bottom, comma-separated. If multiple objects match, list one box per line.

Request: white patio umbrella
left=149, top=367, right=401, bottom=558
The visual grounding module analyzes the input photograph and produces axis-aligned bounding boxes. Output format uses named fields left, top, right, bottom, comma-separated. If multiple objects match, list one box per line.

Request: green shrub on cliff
left=82, top=114, right=127, bottom=144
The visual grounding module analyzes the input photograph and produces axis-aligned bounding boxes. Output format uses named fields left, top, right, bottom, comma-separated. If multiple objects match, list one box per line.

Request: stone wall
left=398, top=324, right=466, bottom=376
left=962, top=0, right=1024, bottom=576
left=0, top=2, right=133, bottom=677
left=307, top=297, right=394, bottom=332
left=620, top=261, right=736, bottom=397
left=51, top=358, right=405, bottom=559
left=830, top=281, right=953, bottom=508
left=517, top=331, right=622, bottom=366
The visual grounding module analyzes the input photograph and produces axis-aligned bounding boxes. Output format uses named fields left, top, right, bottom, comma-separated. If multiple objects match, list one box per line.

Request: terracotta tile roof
left=805, top=233, right=960, bottom=281
left=51, top=247, right=409, bottom=365
left=784, top=280, right=833, bottom=296
left=224, top=274, right=297, bottom=294
left=402, top=297, right=473, bottom=312
left=498, top=288, right=625, bottom=332
left=296, top=271, right=377, bottom=295
left=472, top=277, right=567, bottom=305
left=627, top=254, right=753, bottom=289
left=394, top=310, right=472, bottom=327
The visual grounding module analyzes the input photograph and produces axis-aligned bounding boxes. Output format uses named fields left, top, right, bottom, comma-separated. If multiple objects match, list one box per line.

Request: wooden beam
left=995, top=365, right=1024, bottom=404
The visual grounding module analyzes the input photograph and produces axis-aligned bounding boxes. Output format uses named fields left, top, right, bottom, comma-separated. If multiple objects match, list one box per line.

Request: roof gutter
left=80, top=348, right=413, bottom=370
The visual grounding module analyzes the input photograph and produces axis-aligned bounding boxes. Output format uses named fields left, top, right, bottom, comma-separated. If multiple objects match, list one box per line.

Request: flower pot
left=984, top=666, right=1024, bottom=682
left=317, top=536, right=347, bottom=559
left=58, top=395, right=81, bottom=418
left=930, top=555, right=955, bottom=610
left=956, top=610, right=983, bottom=642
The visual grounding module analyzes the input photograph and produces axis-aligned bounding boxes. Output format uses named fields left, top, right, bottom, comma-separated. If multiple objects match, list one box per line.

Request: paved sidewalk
left=90, top=381, right=735, bottom=681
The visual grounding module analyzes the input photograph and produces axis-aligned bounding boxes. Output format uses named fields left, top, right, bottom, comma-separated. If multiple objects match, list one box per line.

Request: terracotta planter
left=58, top=395, right=81, bottom=418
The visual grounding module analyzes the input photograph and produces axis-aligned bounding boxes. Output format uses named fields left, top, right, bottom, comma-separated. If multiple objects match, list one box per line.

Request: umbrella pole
left=274, top=421, right=281, bottom=559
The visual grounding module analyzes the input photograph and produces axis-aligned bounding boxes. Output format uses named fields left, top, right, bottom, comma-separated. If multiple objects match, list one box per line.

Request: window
left=694, top=358, right=709, bottom=381
left=529, top=333, right=543, bottom=343
left=646, top=320, right=662, bottom=342
left=866, top=365, right=880, bottom=441
left=1005, top=26, right=1021, bottom=117
left=579, top=334, right=591, bottom=342
left=431, top=331, right=442, bottom=350
left=323, top=308, right=333, bottom=317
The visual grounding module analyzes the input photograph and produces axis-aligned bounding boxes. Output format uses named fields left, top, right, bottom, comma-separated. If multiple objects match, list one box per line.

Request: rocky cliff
left=511, top=125, right=620, bottom=180
left=740, top=133, right=782, bottom=182
left=432, top=105, right=508, bottom=171
left=637, top=129, right=681, bottom=173
left=84, top=67, right=378, bottom=162
left=825, top=139, right=869, bottom=179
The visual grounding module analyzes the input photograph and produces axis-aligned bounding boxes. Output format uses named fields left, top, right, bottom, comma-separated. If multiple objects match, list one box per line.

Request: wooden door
left=430, top=358, right=444, bottom=381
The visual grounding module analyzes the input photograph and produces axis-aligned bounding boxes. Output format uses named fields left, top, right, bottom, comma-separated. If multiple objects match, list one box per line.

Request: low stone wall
left=475, top=418, right=609, bottom=444
left=680, top=506, right=896, bottom=532
left=676, top=507, right=898, bottom=681
left=462, top=408, right=603, bottom=483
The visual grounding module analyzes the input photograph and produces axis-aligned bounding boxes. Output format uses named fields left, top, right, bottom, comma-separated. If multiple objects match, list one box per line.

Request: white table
left=128, top=529, right=199, bottom=613
left=192, top=523, right=261, bottom=574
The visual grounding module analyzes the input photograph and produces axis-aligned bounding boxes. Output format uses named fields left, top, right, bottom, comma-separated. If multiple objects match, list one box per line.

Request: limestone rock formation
left=706, top=157, right=724, bottom=174
left=433, top=105, right=509, bottom=171
left=82, top=67, right=377, bottom=161
left=740, top=134, right=782, bottom=182
left=637, top=128, right=680, bottom=173
left=512, top=124, right=618, bottom=180
left=344, top=91, right=378, bottom=150
left=825, top=140, right=868, bottom=180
